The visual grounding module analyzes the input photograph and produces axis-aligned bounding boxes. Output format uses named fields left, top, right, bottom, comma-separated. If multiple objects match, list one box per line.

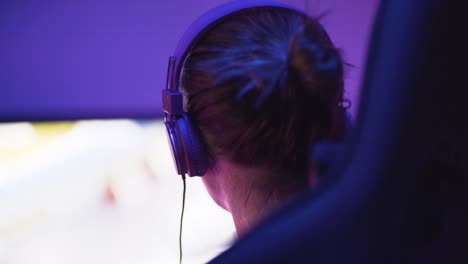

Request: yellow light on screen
left=0, top=122, right=75, bottom=162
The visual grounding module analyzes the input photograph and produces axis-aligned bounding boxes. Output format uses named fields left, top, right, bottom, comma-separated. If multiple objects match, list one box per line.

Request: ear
left=310, top=111, right=353, bottom=178
left=311, top=141, right=343, bottom=172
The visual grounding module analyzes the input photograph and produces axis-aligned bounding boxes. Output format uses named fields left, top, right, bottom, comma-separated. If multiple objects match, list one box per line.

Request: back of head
left=182, top=7, right=347, bottom=183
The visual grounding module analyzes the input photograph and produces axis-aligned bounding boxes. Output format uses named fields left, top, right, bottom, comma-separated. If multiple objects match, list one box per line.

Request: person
left=180, top=6, right=348, bottom=238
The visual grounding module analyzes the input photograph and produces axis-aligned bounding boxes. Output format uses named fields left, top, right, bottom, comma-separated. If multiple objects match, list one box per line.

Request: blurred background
left=0, top=0, right=379, bottom=263
left=0, top=120, right=235, bottom=263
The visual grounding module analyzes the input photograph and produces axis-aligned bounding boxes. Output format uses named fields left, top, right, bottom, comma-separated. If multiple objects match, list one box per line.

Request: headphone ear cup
left=164, top=119, right=188, bottom=175
left=174, top=113, right=208, bottom=176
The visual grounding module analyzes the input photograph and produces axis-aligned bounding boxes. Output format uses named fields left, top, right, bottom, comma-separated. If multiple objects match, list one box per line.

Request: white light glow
left=0, top=120, right=235, bottom=264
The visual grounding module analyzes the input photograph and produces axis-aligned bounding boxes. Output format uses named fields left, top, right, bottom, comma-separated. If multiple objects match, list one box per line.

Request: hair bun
left=287, top=22, right=343, bottom=100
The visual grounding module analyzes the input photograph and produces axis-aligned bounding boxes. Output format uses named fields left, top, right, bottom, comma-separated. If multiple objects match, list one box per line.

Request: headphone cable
left=179, top=173, right=187, bottom=264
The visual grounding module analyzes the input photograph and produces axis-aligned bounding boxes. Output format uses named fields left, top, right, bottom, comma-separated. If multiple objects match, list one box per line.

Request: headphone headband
left=166, top=0, right=303, bottom=94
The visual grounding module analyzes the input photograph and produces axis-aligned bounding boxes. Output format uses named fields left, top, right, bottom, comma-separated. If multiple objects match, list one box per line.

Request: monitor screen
left=0, top=119, right=235, bottom=263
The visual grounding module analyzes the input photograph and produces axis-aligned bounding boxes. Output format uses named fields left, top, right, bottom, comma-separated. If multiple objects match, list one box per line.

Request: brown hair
left=182, top=7, right=347, bottom=180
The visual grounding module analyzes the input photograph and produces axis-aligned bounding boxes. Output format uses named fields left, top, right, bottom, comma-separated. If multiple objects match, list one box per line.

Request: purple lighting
left=0, top=0, right=379, bottom=122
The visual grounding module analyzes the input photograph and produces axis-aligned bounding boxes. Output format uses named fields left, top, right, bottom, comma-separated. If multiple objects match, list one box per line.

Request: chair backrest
left=209, top=0, right=467, bottom=263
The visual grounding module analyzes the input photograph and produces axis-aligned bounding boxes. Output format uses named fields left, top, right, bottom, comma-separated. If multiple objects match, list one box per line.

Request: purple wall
left=0, top=0, right=378, bottom=121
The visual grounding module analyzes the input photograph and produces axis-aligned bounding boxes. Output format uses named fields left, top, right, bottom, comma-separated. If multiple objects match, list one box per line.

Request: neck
left=217, top=163, right=305, bottom=238
left=229, top=184, right=283, bottom=237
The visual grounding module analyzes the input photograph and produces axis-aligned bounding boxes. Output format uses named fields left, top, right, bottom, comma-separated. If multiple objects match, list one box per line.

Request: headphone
left=162, top=0, right=351, bottom=177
